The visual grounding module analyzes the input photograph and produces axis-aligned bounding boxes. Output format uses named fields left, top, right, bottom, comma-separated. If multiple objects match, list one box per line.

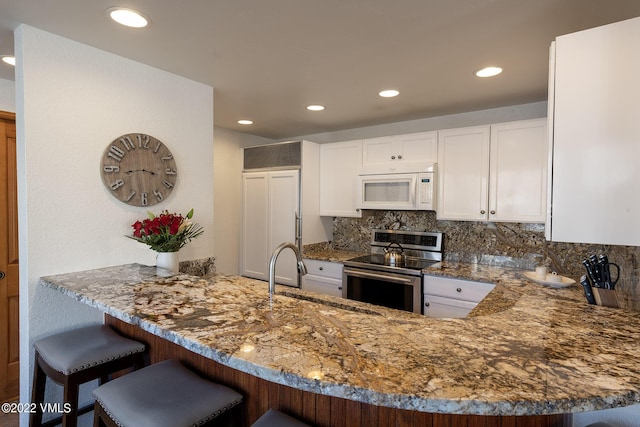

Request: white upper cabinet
left=548, top=17, right=640, bottom=245
left=437, top=119, right=547, bottom=222
left=489, top=119, right=547, bottom=222
left=362, top=131, right=437, bottom=171
left=319, top=140, right=363, bottom=217
left=437, top=125, right=491, bottom=221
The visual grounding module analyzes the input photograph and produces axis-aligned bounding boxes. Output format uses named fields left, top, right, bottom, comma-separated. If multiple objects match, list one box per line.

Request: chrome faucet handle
left=297, top=260, right=308, bottom=275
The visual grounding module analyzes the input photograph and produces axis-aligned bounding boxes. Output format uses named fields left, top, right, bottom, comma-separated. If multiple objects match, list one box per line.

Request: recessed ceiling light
left=107, top=7, right=150, bottom=28
left=379, top=89, right=399, bottom=98
left=1, top=56, right=15, bottom=66
left=237, top=119, right=254, bottom=125
left=306, top=105, right=325, bottom=111
left=475, top=66, right=503, bottom=78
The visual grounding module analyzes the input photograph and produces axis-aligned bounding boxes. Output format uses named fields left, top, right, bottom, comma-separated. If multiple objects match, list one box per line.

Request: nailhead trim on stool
left=251, top=409, right=312, bottom=427
left=30, top=324, right=146, bottom=427
left=92, top=359, right=243, bottom=427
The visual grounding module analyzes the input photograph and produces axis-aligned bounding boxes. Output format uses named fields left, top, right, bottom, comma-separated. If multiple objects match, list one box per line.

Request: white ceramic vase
left=156, top=251, right=179, bottom=275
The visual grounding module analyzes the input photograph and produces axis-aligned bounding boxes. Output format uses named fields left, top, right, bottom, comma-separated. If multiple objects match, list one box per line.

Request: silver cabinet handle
left=490, top=210, right=496, bottom=215
left=456, top=287, right=462, bottom=293
left=319, top=266, right=323, bottom=271
left=424, top=302, right=430, bottom=307
left=480, top=210, right=486, bottom=214
left=391, top=155, right=396, bottom=159
left=398, top=155, right=402, bottom=159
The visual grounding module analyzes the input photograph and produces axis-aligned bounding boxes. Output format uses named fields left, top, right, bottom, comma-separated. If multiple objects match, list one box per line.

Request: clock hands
left=125, top=169, right=157, bottom=175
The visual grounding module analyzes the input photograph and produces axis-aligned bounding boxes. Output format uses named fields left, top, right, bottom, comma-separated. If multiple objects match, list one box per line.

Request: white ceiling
left=1, top=0, right=640, bottom=140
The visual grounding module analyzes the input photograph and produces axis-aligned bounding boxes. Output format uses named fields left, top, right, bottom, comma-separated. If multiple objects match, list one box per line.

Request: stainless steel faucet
left=268, top=242, right=308, bottom=296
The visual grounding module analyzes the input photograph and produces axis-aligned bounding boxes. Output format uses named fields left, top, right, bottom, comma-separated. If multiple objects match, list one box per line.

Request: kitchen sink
left=279, top=290, right=382, bottom=316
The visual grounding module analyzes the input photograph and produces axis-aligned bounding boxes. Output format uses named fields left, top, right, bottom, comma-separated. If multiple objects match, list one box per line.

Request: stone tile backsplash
left=331, top=210, right=640, bottom=311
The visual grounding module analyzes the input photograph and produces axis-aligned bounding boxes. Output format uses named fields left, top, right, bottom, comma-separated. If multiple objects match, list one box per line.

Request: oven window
left=346, top=275, right=415, bottom=312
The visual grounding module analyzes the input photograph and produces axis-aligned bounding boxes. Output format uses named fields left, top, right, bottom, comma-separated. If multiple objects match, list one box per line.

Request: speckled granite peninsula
left=40, top=263, right=640, bottom=424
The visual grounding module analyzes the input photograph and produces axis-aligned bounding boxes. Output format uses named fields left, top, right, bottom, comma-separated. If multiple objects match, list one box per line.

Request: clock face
left=100, top=133, right=178, bottom=207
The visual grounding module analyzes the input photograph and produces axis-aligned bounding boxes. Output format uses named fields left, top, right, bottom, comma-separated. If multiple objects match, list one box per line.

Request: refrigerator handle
left=295, top=211, right=301, bottom=247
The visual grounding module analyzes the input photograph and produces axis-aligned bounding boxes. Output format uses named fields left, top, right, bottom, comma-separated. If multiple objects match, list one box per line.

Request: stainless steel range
left=342, top=229, right=443, bottom=314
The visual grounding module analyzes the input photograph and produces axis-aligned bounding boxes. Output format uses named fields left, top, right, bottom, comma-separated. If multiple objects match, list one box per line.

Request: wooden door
left=0, top=112, right=18, bottom=403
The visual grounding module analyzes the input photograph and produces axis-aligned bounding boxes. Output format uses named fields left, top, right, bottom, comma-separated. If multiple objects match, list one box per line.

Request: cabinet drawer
left=302, top=275, right=343, bottom=298
left=423, top=294, right=477, bottom=318
left=423, top=275, right=495, bottom=303
left=303, top=259, right=343, bottom=279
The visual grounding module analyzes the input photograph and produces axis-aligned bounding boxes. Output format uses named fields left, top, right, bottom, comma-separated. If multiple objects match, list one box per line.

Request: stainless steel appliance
left=343, top=229, right=443, bottom=313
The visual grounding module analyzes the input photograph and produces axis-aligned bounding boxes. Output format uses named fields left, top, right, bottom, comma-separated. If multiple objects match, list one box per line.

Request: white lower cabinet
left=301, top=259, right=343, bottom=298
left=423, top=275, right=495, bottom=318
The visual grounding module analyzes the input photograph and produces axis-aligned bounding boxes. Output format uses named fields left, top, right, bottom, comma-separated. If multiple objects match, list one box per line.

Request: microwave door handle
left=411, top=177, right=417, bottom=206
left=344, top=268, right=414, bottom=284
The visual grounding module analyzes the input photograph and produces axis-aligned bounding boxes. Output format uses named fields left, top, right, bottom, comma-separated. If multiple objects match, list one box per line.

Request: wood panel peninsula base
left=40, top=264, right=640, bottom=427
left=106, top=315, right=569, bottom=427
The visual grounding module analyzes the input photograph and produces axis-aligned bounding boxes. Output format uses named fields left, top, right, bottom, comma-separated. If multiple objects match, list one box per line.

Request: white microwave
left=357, top=166, right=436, bottom=211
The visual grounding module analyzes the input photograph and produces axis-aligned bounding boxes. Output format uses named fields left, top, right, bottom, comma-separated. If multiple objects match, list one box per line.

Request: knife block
left=593, top=288, right=620, bottom=308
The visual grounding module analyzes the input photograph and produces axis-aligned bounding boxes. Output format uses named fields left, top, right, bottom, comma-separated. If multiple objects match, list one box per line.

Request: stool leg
left=61, top=376, right=79, bottom=427
left=30, top=352, right=46, bottom=427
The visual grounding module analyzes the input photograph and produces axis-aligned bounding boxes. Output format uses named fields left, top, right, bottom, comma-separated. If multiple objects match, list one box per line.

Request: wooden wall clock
left=100, top=133, right=178, bottom=207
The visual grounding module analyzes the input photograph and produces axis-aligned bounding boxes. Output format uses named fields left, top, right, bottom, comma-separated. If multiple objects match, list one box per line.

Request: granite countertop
left=40, top=263, right=640, bottom=416
left=302, top=244, right=366, bottom=263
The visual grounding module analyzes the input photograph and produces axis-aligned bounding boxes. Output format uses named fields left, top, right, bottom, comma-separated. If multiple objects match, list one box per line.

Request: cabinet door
left=269, top=170, right=300, bottom=286
left=551, top=17, right=640, bottom=245
left=437, top=126, right=490, bottom=220
left=302, top=276, right=343, bottom=297
left=423, top=294, right=477, bottom=318
left=489, top=119, right=547, bottom=223
left=396, top=131, right=437, bottom=164
left=362, top=132, right=437, bottom=170
left=241, top=172, right=269, bottom=280
left=319, top=140, right=362, bottom=217
left=241, top=170, right=299, bottom=285
left=362, top=136, right=396, bottom=167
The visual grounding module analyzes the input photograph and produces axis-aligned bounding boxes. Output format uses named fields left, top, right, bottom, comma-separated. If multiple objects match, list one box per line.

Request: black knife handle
left=589, top=255, right=603, bottom=287
left=582, top=259, right=600, bottom=288
left=597, top=255, right=612, bottom=289
left=580, top=274, right=596, bottom=305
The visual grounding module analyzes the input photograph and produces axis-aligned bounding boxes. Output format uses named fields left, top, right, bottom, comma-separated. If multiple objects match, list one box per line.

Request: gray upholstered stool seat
left=585, top=423, right=617, bottom=427
left=30, top=324, right=145, bottom=427
left=92, top=359, right=243, bottom=427
left=251, top=409, right=311, bottom=427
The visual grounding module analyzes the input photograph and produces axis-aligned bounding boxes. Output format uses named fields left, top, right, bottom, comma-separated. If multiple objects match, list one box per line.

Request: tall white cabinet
left=548, top=16, right=640, bottom=245
left=241, top=170, right=299, bottom=285
left=437, top=119, right=547, bottom=222
left=319, top=140, right=363, bottom=217
left=241, top=141, right=331, bottom=286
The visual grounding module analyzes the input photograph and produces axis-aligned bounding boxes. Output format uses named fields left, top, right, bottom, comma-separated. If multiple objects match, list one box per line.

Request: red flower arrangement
left=127, top=209, right=203, bottom=252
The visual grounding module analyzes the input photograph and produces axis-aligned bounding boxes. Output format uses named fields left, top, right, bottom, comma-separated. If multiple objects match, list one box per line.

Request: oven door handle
left=343, top=268, right=415, bottom=284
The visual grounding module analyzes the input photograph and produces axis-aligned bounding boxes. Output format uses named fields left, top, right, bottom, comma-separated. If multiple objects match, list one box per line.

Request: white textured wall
left=0, top=77, right=15, bottom=112
left=213, top=126, right=273, bottom=274
left=15, top=25, right=213, bottom=426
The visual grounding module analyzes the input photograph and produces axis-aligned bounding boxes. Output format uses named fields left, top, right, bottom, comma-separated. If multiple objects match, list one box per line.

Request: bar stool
left=92, top=359, right=243, bottom=427
left=251, top=409, right=312, bottom=427
left=30, top=324, right=146, bottom=427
